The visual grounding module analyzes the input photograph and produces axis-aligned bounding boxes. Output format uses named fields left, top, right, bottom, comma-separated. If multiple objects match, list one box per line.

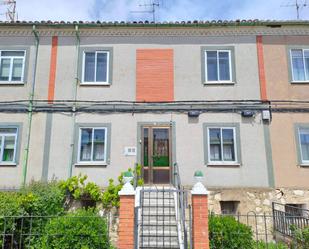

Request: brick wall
left=117, top=195, right=135, bottom=249
left=192, top=194, right=210, bottom=249
left=136, top=49, right=174, bottom=102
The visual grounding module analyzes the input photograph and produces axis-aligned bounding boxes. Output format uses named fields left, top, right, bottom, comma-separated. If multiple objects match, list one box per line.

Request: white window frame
left=0, top=50, right=26, bottom=84
left=77, top=127, right=107, bottom=164
left=290, top=49, right=309, bottom=83
left=298, top=127, right=309, bottom=165
left=81, top=51, right=110, bottom=85
left=0, top=128, right=18, bottom=164
left=205, top=50, right=233, bottom=84
left=207, top=127, right=237, bottom=164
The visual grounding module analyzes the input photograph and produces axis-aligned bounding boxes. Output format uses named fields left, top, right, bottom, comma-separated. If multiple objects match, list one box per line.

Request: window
left=298, top=127, right=309, bottom=164
left=285, top=204, right=307, bottom=218
left=205, top=50, right=232, bottom=83
left=78, top=127, right=107, bottom=163
left=208, top=127, right=237, bottom=163
left=290, top=49, right=309, bottom=82
left=220, top=201, right=239, bottom=215
left=0, top=50, right=25, bottom=83
left=0, top=128, right=18, bottom=164
left=82, top=51, right=110, bottom=84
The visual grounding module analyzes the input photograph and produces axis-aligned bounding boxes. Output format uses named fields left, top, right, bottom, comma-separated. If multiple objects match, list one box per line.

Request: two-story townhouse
left=0, top=20, right=308, bottom=214
left=262, top=33, right=309, bottom=209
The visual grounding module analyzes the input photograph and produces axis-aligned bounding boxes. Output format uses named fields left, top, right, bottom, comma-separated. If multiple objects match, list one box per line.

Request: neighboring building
left=0, top=20, right=308, bottom=214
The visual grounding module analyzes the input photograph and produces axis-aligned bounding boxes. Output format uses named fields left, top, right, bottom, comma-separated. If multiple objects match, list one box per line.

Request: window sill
left=0, top=82, right=25, bottom=85
left=291, top=81, right=309, bottom=84
left=75, top=162, right=108, bottom=167
left=0, top=163, right=17, bottom=167
left=207, top=163, right=240, bottom=167
left=80, top=82, right=111, bottom=86
left=299, top=164, right=309, bottom=167
left=204, top=81, right=235, bottom=85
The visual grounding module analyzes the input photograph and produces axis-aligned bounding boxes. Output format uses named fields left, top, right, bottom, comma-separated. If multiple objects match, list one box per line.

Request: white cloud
left=0, top=0, right=308, bottom=22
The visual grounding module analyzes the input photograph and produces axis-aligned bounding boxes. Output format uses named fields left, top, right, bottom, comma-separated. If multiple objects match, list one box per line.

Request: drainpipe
left=68, top=24, right=80, bottom=177
left=22, top=25, right=39, bottom=186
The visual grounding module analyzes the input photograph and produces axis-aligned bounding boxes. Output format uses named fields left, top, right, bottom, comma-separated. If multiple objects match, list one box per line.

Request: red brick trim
left=192, top=194, right=210, bottom=249
left=118, top=195, right=135, bottom=249
left=136, top=49, right=174, bottom=102
left=257, top=35, right=268, bottom=101
left=48, top=36, right=58, bottom=104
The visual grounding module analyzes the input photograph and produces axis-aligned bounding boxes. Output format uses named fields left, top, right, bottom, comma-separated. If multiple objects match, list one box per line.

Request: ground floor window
left=208, top=127, right=237, bottom=163
left=0, top=127, right=18, bottom=163
left=78, top=127, right=107, bottom=163
left=220, top=201, right=240, bottom=215
left=298, top=127, right=309, bottom=164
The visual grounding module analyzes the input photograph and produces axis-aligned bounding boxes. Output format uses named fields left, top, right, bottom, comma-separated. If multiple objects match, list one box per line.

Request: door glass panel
left=143, top=128, right=149, bottom=167
left=152, top=129, right=169, bottom=167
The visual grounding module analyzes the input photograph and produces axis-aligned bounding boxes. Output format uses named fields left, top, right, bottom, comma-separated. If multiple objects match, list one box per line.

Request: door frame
left=137, top=122, right=176, bottom=184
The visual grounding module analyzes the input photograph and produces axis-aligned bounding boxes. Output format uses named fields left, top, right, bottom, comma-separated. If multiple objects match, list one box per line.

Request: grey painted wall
left=16, top=112, right=270, bottom=188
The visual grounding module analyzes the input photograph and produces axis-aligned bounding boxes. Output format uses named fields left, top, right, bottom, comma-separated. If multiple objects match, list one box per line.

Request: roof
left=0, top=19, right=309, bottom=28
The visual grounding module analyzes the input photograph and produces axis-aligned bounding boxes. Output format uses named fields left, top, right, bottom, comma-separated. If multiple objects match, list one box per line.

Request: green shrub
left=209, top=215, right=254, bottom=249
left=102, top=165, right=143, bottom=209
left=59, top=174, right=102, bottom=202
left=36, top=209, right=111, bottom=249
left=256, top=240, right=288, bottom=249
left=290, top=226, right=309, bottom=249
left=0, top=192, right=25, bottom=247
left=21, top=180, right=65, bottom=216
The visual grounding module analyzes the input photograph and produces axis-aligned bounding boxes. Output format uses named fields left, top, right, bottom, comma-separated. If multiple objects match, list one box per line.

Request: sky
left=1, top=0, right=309, bottom=22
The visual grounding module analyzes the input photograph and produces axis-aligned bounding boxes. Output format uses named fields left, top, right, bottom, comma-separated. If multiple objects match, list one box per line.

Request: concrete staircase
left=138, top=187, right=180, bottom=249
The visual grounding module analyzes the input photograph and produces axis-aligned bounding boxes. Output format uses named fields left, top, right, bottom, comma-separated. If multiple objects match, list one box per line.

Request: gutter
left=68, top=24, right=80, bottom=177
left=22, top=25, right=39, bottom=186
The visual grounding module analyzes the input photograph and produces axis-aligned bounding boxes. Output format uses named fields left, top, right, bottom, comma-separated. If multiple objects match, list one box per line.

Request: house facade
left=0, top=20, right=308, bottom=214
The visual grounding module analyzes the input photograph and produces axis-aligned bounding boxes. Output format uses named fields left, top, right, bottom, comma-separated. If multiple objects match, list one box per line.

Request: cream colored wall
left=263, top=35, right=309, bottom=100
left=269, top=113, right=309, bottom=188
left=263, top=35, right=309, bottom=187
left=37, top=112, right=270, bottom=187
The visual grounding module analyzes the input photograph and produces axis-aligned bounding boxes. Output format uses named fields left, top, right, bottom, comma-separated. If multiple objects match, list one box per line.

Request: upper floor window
left=0, top=128, right=18, bottom=164
left=290, top=49, right=309, bottom=82
left=298, top=127, right=309, bottom=164
left=78, top=127, right=107, bottom=164
left=0, top=50, right=25, bottom=83
left=208, top=127, right=237, bottom=164
left=82, top=51, right=110, bottom=84
left=205, top=50, right=232, bottom=83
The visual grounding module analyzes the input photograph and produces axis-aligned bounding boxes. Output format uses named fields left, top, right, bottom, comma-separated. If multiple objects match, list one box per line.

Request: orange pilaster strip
left=256, top=35, right=268, bottom=101
left=136, top=49, right=174, bottom=102
left=48, top=36, right=58, bottom=104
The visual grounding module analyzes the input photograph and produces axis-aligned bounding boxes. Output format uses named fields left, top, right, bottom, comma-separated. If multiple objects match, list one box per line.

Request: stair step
left=140, top=236, right=179, bottom=245
left=142, top=208, right=176, bottom=215
left=142, top=200, right=175, bottom=206
left=141, top=226, right=178, bottom=235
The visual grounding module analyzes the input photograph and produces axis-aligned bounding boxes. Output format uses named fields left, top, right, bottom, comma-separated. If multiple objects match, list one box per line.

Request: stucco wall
left=21, top=112, right=270, bottom=188
left=269, top=113, right=309, bottom=188
left=263, top=35, right=309, bottom=100
left=48, top=35, right=261, bottom=102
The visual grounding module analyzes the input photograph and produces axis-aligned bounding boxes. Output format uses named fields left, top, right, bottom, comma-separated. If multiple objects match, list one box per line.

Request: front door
left=142, top=126, right=171, bottom=184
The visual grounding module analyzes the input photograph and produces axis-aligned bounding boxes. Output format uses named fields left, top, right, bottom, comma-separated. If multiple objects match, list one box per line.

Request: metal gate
left=134, top=186, right=191, bottom=249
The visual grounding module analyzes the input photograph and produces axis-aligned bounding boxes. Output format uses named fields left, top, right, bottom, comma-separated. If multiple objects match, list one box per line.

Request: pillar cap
left=191, top=182, right=208, bottom=195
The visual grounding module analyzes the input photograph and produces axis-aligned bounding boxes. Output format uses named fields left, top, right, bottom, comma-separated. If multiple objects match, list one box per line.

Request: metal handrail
left=173, top=162, right=190, bottom=249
